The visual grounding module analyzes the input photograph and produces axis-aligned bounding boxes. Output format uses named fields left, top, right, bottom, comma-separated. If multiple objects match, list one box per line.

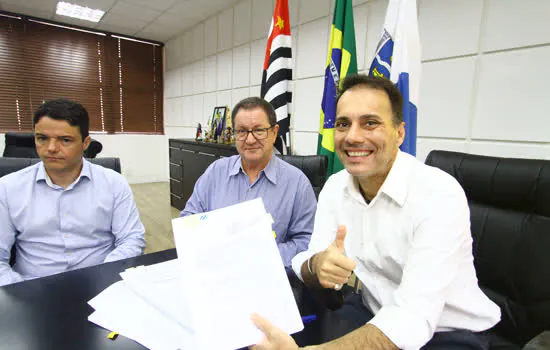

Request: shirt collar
left=36, top=158, right=92, bottom=188
left=229, top=154, right=278, bottom=185
left=345, top=150, right=411, bottom=207
left=377, top=150, right=411, bottom=207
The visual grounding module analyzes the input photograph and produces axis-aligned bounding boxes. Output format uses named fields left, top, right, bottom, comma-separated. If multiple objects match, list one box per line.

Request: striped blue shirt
left=181, top=155, right=316, bottom=267
left=0, top=159, right=145, bottom=286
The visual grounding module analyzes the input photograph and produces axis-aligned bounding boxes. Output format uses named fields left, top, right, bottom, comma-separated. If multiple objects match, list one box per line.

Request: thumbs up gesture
left=312, top=225, right=356, bottom=290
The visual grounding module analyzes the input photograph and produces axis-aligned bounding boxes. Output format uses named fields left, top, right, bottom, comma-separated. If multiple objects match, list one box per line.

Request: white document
left=120, top=259, right=193, bottom=331
left=88, top=280, right=197, bottom=349
left=172, top=198, right=304, bottom=350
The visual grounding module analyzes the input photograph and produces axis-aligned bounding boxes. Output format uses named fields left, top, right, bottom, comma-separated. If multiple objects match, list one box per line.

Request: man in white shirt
left=250, top=74, right=500, bottom=350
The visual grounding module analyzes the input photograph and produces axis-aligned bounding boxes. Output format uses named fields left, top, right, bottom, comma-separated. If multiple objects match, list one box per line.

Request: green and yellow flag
left=317, top=0, right=357, bottom=177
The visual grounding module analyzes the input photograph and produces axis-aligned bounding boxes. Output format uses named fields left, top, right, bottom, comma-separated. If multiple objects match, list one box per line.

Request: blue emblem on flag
left=369, top=30, right=394, bottom=79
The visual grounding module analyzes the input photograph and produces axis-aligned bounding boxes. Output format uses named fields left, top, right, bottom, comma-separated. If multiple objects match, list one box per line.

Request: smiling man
left=251, top=75, right=500, bottom=350
left=180, top=97, right=316, bottom=268
left=0, top=98, right=145, bottom=286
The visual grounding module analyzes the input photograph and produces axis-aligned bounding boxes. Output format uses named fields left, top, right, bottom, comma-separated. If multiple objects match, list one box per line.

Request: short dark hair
left=337, top=74, right=403, bottom=126
left=231, top=97, right=277, bottom=127
left=33, top=98, right=89, bottom=140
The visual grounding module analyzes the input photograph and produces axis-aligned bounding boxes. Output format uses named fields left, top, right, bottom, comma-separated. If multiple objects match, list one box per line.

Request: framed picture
left=210, top=106, right=229, bottom=138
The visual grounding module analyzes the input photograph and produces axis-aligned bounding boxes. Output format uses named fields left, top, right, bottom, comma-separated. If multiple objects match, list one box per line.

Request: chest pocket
left=357, top=212, right=410, bottom=283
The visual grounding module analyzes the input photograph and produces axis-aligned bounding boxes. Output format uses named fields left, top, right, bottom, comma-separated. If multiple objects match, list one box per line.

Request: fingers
left=316, top=254, right=356, bottom=288
left=324, top=253, right=356, bottom=274
left=332, top=225, right=347, bottom=252
left=251, top=313, right=274, bottom=338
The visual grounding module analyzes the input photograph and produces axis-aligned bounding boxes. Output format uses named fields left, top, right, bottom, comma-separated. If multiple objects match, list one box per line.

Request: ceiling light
left=56, top=1, right=105, bottom=23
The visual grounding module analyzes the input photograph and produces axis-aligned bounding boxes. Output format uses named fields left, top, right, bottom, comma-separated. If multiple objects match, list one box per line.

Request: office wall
left=0, top=133, right=169, bottom=184
left=164, top=0, right=550, bottom=161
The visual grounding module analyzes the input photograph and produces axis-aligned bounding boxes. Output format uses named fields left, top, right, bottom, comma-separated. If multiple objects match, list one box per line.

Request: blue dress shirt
left=0, top=159, right=146, bottom=286
left=180, top=155, right=316, bottom=267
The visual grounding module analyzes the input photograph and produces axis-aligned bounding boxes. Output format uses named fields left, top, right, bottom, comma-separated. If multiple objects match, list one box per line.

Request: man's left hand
left=249, top=314, right=299, bottom=350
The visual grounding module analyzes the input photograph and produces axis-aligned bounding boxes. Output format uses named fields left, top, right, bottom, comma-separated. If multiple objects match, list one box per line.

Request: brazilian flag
left=317, top=0, right=357, bottom=177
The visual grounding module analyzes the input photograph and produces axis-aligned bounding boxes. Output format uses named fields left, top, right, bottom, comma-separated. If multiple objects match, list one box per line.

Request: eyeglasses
left=233, top=126, right=275, bottom=141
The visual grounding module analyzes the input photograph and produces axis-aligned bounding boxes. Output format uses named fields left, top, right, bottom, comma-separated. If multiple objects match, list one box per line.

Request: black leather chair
left=425, top=150, right=550, bottom=349
left=280, top=155, right=328, bottom=199
left=2, top=133, right=38, bottom=158
left=0, top=157, right=122, bottom=267
left=3, top=132, right=103, bottom=158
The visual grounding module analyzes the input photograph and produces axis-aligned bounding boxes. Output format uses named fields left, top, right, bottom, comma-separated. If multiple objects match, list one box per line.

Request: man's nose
left=346, top=124, right=364, bottom=144
left=47, top=139, right=59, bottom=152
left=245, top=131, right=256, bottom=144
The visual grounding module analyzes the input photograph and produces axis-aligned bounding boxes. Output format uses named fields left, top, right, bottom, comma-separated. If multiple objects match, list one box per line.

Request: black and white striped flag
left=261, top=0, right=292, bottom=155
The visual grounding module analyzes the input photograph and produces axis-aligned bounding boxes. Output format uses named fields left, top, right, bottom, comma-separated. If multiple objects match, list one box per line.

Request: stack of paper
left=88, top=198, right=304, bottom=350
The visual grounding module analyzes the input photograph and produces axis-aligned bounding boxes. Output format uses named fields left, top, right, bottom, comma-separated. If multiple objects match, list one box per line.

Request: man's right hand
left=310, top=225, right=356, bottom=290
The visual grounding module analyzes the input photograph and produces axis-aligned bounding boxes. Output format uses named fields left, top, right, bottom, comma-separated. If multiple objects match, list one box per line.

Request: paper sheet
left=120, top=259, right=193, bottom=331
left=88, top=280, right=197, bottom=349
left=88, top=198, right=302, bottom=350
left=172, top=198, right=304, bottom=350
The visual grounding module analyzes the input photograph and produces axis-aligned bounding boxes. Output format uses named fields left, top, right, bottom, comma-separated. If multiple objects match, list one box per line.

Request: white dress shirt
left=292, top=151, right=500, bottom=350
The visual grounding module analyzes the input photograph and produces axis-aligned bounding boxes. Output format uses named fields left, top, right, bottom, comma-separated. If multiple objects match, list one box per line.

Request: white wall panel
left=419, top=57, right=476, bottom=138
left=191, top=60, right=204, bottom=94
left=365, top=0, right=388, bottom=64
left=296, top=17, right=329, bottom=79
left=233, top=0, right=252, bottom=46
left=472, top=47, right=550, bottom=142
left=233, top=44, right=251, bottom=88
left=251, top=0, right=273, bottom=41
left=164, top=68, right=182, bottom=98
left=419, top=0, right=482, bottom=60
left=299, top=0, right=330, bottom=24
left=293, top=76, right=324, bottom=132
left=293, top=132, right=318, bottom=155
left=250, top=39, right=266, bottom=87
left=204, top=16, right=218, bottom=57
left=231, top=87, right=251, bottom=108
left=192, top=23, right=205, bottom=61
left=483, top=0, right=550, bottom=52
left=218, top=8, right=234, bottom=52
left=203, top=55, right=217, bottom=92
left=469, top=141, right=550, bottom=160
left=181, top=65, right=193, bottom=96
left=217, top=50, right=234, bottom=90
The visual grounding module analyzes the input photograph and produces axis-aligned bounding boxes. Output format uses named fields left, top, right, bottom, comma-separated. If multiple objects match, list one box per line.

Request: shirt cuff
left=291, top=250, right=315, bottom=282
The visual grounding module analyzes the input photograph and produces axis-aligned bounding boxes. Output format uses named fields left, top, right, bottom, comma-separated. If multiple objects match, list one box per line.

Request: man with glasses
left=180, top=97, right=316, bottom=268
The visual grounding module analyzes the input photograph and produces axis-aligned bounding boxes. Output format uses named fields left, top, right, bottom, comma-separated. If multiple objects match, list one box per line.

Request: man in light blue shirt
left=181, top=97, right=316, bottom=268
left=0, top=98, right=145, bottom=287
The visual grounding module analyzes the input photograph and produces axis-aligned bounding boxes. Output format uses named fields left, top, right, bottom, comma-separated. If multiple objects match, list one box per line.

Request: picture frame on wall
left=210, top=106, right=229, bottom=140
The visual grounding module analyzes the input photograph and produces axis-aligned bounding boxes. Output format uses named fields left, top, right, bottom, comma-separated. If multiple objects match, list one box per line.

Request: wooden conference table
left=0, top=249, right=358, bottom=350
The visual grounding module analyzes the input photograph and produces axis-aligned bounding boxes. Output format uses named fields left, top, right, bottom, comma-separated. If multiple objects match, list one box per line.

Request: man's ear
left=82, top=136, right=91, bottom=151
left=272, top=124, right=280, bottom=143
left=396, top=122, right=406, bottom=147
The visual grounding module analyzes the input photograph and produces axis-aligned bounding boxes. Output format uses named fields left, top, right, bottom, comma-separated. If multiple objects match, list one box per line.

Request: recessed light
left=56, top=1, right=105, bottom=23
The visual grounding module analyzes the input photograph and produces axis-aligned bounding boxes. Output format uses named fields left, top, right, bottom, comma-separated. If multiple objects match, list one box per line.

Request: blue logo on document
left=200, top=215, right=208, bottom=221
